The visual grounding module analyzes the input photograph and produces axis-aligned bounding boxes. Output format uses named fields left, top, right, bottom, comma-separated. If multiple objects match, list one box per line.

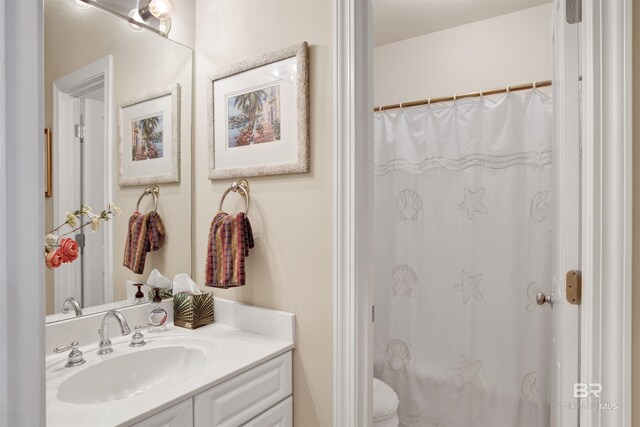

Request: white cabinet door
left=131, top=399, right=193, bottom=427
left=194, top=352, right=292, bottom=427
left=242, top=398, right=292, bottom=427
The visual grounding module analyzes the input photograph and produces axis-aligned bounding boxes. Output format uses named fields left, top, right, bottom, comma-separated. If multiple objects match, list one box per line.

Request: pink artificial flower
left=45, top=251, right=63, bottom=270
left=58, top=238, right=79, bottom=263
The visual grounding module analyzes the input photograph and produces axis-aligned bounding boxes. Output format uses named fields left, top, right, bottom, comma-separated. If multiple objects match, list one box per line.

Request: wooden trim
left=580, top=0, right=633, bottom=425
left=52, top=55, right=113, bottom=309
left=552, top=1, right=581, bottom=424
left=333, top=0, right=374, bottom=425
left=3, top=0, right=46, bottom=424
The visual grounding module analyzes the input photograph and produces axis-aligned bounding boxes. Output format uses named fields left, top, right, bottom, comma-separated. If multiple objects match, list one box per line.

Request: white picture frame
left=118, top=84, right=180, bottom=186
left=208, top=42, right=310, bottom=180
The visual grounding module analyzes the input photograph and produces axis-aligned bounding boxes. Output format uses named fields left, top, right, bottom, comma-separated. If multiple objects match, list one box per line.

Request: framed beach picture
left=119, top=84, right=180, bottom=186
left=208, top=42, right=309, bottom=180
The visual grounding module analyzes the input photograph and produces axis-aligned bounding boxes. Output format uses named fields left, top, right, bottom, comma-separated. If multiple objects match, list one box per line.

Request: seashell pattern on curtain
left=373, top=90, right=553, bottom=427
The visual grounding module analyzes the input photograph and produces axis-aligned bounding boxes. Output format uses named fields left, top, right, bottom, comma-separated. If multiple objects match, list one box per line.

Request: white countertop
left=46, top=300, right=294, bottom=427
left=46, top=320, right=294, bottom=426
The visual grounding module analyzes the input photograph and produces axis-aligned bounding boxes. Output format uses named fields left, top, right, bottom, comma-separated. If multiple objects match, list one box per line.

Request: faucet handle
left=130, top=325, right=148, bottom=347
left=53, top=340, right=79, bottom=353
left=54, top=341, right=86, bottom=368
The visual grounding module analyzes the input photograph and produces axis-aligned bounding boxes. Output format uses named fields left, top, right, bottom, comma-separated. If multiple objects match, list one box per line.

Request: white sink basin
left=57, top=345, right=207, bottom=404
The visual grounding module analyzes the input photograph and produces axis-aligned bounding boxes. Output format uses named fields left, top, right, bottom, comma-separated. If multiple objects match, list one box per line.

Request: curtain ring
left=533, top=81, right=538, bottom=89
left=506, top=85, right=511, bottom=93
left=427, top=98, right=431, bottom=105
left=479, top=90, right=484, bottom=97
left=453, top=93, right=457, bottom=101
left=399, top=102, right=405, bottom=111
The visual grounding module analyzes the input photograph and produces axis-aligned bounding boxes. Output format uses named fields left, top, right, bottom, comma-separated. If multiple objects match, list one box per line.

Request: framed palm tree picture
left=119, top=84, right=181, bottom=185
left=208, top=42, right=309, bottom=179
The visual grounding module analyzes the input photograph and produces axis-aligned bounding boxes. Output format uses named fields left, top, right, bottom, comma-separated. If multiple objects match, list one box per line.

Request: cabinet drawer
left=130, top=399, right=193, bottom=427
left=242, top=397, right=292, bottom=427
left=194, top=352, right=292, bottom=426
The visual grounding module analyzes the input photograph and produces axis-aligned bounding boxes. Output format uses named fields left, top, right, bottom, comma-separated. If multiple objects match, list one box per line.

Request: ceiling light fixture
left=139, top=0, right=173, bottom=20
left=135, top=0, right=173, bottom=35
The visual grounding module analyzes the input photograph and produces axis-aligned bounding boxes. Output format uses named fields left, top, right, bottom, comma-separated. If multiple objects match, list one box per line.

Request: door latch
left=566, top=270, right=582, bottom=305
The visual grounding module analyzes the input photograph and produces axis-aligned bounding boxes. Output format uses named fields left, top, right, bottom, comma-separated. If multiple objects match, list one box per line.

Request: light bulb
left=158, top=18, right=172, bottom=36
left=148, top=0, right=173, bottom=20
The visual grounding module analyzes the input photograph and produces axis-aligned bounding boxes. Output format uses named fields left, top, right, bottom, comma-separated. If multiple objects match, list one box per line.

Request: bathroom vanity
left=40, top=1, right=304, bottom=426
left=46, top=298, right=295, bottom=427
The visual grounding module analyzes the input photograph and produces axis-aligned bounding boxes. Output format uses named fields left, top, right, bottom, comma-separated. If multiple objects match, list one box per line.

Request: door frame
left=333, top=0, right=373, bottom=425
left=2, top=0, right=46, bottom=425
left=579, top=1, right=633, bottom=426
left=332, top=1, right=633, bottom=426
left=52, top=55, right=114, bottom=309
left=553, top=1, right=581, bottom=425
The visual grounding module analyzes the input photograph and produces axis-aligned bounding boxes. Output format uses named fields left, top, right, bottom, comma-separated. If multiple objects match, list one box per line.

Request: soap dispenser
left=148, top=288, right=168, bottom=333
left=133, top=283, right=145, bottom=304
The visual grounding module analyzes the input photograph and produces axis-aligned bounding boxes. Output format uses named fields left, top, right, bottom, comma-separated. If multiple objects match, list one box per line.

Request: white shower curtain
left=373, top=91, right=553, bottom=427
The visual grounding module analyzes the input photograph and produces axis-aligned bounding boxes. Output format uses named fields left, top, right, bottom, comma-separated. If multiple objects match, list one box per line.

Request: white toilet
left=373, top=378, right=400, bottom=427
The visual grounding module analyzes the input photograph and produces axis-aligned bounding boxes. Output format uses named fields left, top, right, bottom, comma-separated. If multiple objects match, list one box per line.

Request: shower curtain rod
left=374, top=79, right=552, bottom=112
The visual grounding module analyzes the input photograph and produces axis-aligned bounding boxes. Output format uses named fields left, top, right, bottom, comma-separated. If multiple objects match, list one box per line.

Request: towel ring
left=218, top=179, right=250, bottom=215
left=136, top=186, right=159, bottom=213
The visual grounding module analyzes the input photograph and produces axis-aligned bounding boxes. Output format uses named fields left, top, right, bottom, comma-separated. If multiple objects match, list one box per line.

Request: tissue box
left=173, top=292, right=214, bottom=329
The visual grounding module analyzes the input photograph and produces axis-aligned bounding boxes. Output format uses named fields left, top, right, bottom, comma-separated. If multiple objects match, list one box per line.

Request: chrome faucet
left=97, top=310, right=131, bottom=355
left=61, top=297, right=83, bottom=316
left=54, top=341, right=86, bottom=367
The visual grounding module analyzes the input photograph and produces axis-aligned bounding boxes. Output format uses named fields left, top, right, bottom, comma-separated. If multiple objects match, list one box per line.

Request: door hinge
left=75, top=124, right=85, bottom=140
left=566, top=270, right=582, bottom=305
left=75, top=233, right=85, bottom=249
left=566, top=0, right=582, bottom=24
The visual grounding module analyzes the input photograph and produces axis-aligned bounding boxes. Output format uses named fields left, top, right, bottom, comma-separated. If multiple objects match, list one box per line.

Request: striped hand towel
left=123, top=211, right=166, bottom=274
left=205, top=212, right=254, bottom=288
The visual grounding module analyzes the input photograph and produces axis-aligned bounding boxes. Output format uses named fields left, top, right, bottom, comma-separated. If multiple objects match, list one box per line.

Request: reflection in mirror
left=44, top=0, right=193, bottom=323
left=80, top=0, right=175, bottom=38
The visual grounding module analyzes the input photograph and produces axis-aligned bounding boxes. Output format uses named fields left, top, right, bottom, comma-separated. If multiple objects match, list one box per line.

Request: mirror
left=44, top=0, right=193, bottom=323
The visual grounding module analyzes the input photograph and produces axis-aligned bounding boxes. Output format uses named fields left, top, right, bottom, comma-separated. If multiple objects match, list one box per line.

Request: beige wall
left=632, top=1, right=639, bottom=425
left=193, top=1, right=333, bottom=425
left=167, top=0, right=196, bottom=48
left=44, top=0, right=193, bottom=314
left=374, top=3, right=553, bottom=107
